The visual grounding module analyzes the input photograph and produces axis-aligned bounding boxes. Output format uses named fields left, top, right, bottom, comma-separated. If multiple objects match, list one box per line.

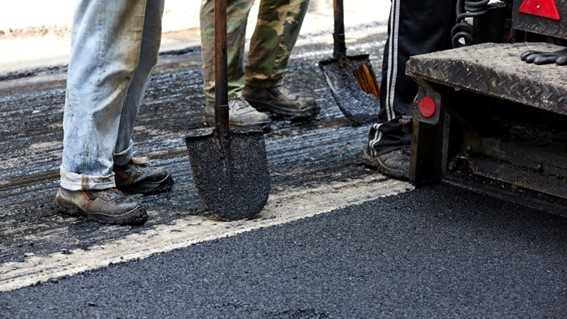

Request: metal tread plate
left=406, top=42, right=567, bottom=116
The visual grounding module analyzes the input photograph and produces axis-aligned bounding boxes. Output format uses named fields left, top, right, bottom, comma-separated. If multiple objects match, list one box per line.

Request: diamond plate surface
left=406, top=42, right=567, bottom=116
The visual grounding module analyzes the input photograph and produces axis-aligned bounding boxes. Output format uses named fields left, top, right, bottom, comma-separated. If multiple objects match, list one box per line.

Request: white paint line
left=0, top=175, right=412, bottom=292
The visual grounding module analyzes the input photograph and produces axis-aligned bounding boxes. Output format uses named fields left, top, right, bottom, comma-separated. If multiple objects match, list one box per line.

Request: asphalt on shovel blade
left=185, top=127, right=270, bottom=220
left=319, top=54, right=380, bottom=125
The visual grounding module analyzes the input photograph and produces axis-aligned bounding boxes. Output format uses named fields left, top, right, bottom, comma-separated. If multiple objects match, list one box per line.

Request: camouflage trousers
left=200, top=0, right=310, bottom=102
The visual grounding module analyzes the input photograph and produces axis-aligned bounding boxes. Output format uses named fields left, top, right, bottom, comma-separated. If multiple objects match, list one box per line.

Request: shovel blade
left=185, top=128, right=270, bottom=220
left=319, top=54, right=380, bottom=125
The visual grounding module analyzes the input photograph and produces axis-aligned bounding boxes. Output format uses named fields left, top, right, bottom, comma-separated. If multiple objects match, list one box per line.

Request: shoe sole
left=118, top=174, right=175, bottom=196
left=202, top=113, right=271, bottom=130
left=245, top=99, right=320, bottom=121
left=361, top=150, right=409, bottom=181
left=54, top=198, right=148, bottom=226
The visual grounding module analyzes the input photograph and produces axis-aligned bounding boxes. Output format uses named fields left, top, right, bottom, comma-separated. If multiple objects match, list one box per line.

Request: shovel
left=319, top=0, right=380, bottom=125
left=185, top=0, right=270, bottom=220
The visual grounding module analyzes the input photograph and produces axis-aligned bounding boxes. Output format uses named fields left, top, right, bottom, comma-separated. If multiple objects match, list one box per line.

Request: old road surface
left=1, top=20, right=567, bottom=318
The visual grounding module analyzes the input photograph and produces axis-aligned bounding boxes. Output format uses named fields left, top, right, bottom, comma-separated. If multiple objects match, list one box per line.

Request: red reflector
left=419, top=97, right=436, bottom=118
left=519, top=0, right=561, bottom=21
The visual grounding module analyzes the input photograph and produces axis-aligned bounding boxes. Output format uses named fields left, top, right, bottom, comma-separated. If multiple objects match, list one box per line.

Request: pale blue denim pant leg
left=60, top=0, right=164, bottom=191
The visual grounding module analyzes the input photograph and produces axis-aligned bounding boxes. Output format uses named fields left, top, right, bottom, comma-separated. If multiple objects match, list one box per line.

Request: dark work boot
left=54, top=188, right=147, bottom=225
left=204, top=97, right=270, bottom=128
left=243, top=86, right=320, bottom=121
left=114, top=158, right=174, bottom=195
left=362, top=146, right=410, bottom=180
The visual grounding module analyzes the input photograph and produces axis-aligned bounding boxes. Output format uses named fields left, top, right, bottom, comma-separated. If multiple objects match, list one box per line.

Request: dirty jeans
left=60, top=0, right=164, bottom=191
left=200, top=0, right=310, bottom=103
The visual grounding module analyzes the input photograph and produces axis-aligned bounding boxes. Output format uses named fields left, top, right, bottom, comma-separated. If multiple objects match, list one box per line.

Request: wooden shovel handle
left=215, top=0, right=229, bottom=135
left=333, top=0, right=347, bottom=59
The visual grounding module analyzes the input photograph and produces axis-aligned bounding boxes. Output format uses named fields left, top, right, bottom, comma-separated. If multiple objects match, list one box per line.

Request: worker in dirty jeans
left=200, top=0, right=320, bottom=127
left=55, top=0, right=174, bottom=226
left=362, top=0, right=456, bottom=180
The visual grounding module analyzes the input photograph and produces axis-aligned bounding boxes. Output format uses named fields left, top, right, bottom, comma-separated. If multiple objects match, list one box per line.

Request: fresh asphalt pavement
left=2, top=184, right=567, bottom=318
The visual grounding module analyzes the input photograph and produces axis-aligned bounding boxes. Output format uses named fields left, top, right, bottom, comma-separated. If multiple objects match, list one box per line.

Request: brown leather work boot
left=114, top=158, right=174, bottom=195
left=243, top=86, right=320, bottom=121
left=54, top=188, right=147, bottom=225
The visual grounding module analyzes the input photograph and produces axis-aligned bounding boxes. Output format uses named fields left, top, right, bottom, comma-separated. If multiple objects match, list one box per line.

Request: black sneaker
left=204, top=97, right=271, bottom=128
left=243, top=86, right=320, bottom=121
left=114, top=159, right=174, bottom=195
left=362, top=146, right=410, bottom=180
left=55, top=188, right=147, bottom=225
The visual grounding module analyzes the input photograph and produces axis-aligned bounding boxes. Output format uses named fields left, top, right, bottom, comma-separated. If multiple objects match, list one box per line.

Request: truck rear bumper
left=406, top=42, right=567, bottom=215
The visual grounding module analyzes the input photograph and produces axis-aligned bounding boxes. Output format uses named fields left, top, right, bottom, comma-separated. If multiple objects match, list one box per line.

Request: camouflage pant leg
left=245, top=0, right=310, bottom=88
left=200, top=0, right=255, bottom=103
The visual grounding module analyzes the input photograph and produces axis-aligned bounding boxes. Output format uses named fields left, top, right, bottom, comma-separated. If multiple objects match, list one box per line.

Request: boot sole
left=245, top=99, right=320, bottom=121
left=202, top=113, right=270, bottom=129
left=54, top=198, right=148, bottom=226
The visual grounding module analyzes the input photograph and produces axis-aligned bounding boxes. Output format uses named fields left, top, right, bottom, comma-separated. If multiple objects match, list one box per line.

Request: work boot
left=243, top=86, right=320, bottom=121
left=54, top=188, right=147, bottom=225
left=362, top=146, right=410, bottom=180
left=204, top=97, right=270, bottom=128
left=114, top=158, right=174, bottom=195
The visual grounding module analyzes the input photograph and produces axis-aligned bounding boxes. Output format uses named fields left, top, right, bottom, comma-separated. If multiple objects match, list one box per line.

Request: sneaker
left=114, top=158, right=174, bottom=195
left=54, top=188, right=147, bottom=225
left=362, top=146, right=410, bottom=180
left=243, top=86, right=320, bottom=120
left=204, top=97, right=270, bottom=128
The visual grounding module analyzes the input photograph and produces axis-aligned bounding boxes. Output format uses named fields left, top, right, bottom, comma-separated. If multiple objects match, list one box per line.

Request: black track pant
left=368, top=0, right=455, bottom=156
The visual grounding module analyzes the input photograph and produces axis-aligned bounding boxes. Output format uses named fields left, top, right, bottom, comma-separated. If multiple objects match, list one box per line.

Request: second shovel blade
left=319, top=54, right=380, bottom=125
